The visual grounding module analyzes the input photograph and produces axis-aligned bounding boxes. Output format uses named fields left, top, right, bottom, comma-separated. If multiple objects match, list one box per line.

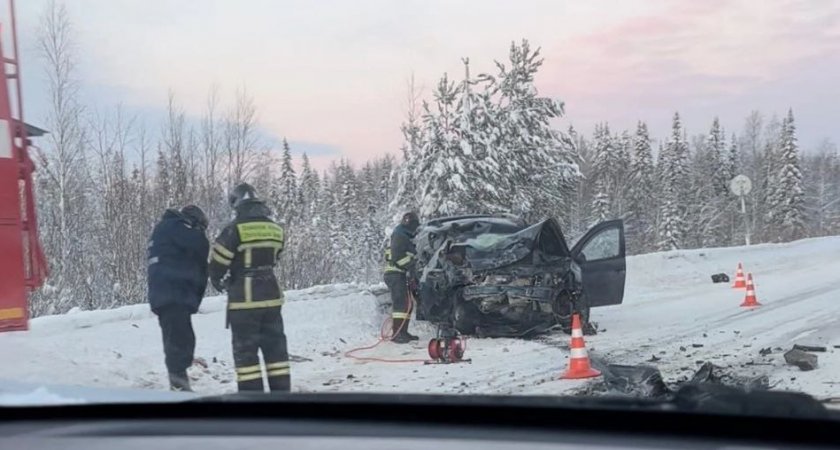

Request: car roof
left=424, top=214, right=525, bottom=228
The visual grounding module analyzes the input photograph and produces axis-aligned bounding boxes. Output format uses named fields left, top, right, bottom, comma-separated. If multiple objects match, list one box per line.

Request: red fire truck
left=0, top=0, right=49, bottom=332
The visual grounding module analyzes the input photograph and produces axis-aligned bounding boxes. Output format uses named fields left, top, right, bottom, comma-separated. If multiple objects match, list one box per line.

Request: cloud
left=538, top=0, right=840, bottom=145
left=17, top=0, right=840, bottom=165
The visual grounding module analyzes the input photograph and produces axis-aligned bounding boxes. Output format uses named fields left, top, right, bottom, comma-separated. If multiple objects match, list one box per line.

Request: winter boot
left=391, top=318, right=419, bottom=344
left=169, top=371, right=193, bottom=392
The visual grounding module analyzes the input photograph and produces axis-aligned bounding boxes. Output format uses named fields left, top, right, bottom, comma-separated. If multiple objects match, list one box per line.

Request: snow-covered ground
left=3, top=236, right=840, bottom=404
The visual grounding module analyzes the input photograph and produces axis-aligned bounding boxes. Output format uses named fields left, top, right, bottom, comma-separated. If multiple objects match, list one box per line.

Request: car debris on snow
left=691, top=362, right=769, bottom=390
left=784, top=348, right=819, bottom=371
left=692, top=343, right=704, bottom=348
left=710, top=273, right=729, bottom=283
left=289, top=354, right=314, bottom=363
left=599, top=364, right=670, bottom=398
left=192, top=358, right=208, bottom=369
left=580, top=363, right=768, bottom=399
left=793, top=344, right=827, bottom=353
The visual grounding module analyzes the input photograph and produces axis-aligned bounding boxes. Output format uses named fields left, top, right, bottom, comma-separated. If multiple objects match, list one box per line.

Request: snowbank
left=29, top=282, right=390, bottom=336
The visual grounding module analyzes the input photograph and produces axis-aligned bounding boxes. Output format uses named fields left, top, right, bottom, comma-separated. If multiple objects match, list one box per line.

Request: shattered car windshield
left=1, top=0, right=840, bottom=416
left=462, top=234, right=509, bottom=251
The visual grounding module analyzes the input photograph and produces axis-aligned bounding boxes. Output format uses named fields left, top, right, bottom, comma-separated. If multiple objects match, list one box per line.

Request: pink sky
left=14, top=0, right=840, bottom=170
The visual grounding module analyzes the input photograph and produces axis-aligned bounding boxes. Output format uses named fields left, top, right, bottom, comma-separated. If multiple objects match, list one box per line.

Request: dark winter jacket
left=147, top=209, right=210, bottom=314
left=384, top=224, right=417, bottom=276
left=209, top=200, right=285, bottom=310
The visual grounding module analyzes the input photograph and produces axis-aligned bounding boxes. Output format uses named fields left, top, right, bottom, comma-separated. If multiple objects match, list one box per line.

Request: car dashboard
left=0, top=393, right=836, bottom=450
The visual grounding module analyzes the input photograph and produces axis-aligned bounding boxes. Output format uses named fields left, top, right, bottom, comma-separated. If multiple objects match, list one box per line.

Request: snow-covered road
left=2, top=236, right=840, bottom=402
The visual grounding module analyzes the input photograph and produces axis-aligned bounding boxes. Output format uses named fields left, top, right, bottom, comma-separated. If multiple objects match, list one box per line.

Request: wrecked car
left=413, top=215, right=626, bottom=337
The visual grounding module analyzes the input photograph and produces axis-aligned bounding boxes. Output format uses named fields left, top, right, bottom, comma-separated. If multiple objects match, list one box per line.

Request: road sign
left=729, top=175, right=752, bottom=246
left=730, top=174, right=752, bottom=197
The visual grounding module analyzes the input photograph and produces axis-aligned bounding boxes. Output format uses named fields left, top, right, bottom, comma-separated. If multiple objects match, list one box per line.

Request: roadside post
left=729, top=174, right=752, bottom=246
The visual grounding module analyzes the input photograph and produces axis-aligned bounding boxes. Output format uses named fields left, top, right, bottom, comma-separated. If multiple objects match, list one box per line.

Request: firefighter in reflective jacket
left=384, top=211, right=421, bottom=344
left=209, top=182, right=291, bottom=392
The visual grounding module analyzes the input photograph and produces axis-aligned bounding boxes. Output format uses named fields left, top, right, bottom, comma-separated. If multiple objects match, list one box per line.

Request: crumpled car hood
left=455, top=219, right=571, bottom=271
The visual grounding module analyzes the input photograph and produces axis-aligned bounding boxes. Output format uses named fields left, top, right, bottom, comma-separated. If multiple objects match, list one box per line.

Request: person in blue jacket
left=147, top=205, right=210, bottom=392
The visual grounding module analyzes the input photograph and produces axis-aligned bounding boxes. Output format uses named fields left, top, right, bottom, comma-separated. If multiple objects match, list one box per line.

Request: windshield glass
left=2, top=0, right=840, bottom=413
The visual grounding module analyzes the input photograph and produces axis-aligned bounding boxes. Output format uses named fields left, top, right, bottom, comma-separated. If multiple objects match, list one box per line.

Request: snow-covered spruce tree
left=289, top=157, right=329, bottom=288
left=615, top=130, right=632, bottom=216
left=723, top=133, right=743, bottom=245
left=686, top=132, right=721, bottom=248
left=391, top=80, right=424, bottom=215
left=273, top=138, right=298, bottom=225
left=802, top=141, right=840, bottom=237
left=756, top=115, right=783, bottom=241
left=727, top=133, right=740, bottom=182
left=298, top=152, right=319, bottom=219
left=709, top=117, right=729, bottom=196
left=626, top=121, right=656, bottom=254
left=658, top=112, right=689, bottom=250
left=769, top=109, right=806, bottom=242
left=329, top=160, right=362, bottom=281
left=689, top=118, right=734, bottom=248
left=486, top=40, right=579, bottom=223
left=454, top=58, right=505, bottom=213
left=393, top=40, right=579, bottom=224
left=358, top=162, right=386, bottom=280
left=416, top=74, right=474, bottom=218
left=590, top=123, right=615, bottom=221
left=569, top=126, right=595, bottom=237
left=584, top=124, right=629, bottom=225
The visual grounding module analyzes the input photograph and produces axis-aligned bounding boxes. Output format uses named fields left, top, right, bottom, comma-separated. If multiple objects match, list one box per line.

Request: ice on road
left=2, top=237, right=840, bottom=401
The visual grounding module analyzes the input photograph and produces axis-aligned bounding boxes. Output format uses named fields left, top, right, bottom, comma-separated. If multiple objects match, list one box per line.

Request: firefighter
left=147, top=205, right=210, bottom=392
left=384, top=211, right=421, bottom=344
left=209, top=183, right=290, bottom=392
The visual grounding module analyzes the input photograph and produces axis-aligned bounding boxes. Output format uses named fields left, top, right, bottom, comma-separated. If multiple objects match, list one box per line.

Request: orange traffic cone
left=732, top=263, right=746, bottom=289
left=561, top=314, right=601, bottom=379
left=740, top=273, right=761, bottom=307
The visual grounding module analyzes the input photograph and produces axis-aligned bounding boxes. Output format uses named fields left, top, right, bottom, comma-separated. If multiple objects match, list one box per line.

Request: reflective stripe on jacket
left=209, top=200, right=285, bottom=310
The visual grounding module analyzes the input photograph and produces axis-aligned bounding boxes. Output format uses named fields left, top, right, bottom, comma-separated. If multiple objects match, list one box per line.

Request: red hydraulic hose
left=344, top=290, right=431, bottom=364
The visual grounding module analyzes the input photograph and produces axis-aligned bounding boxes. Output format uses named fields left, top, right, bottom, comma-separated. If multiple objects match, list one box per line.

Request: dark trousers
left=384, top=272, right=408, bottom=315
left=229, top=307, right=290, bottom=392
left=157, top=306, right=195, bottom=375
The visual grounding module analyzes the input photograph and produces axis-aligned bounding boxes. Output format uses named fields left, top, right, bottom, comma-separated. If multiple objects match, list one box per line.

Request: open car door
left=570, top=220, right=626, bottom=307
